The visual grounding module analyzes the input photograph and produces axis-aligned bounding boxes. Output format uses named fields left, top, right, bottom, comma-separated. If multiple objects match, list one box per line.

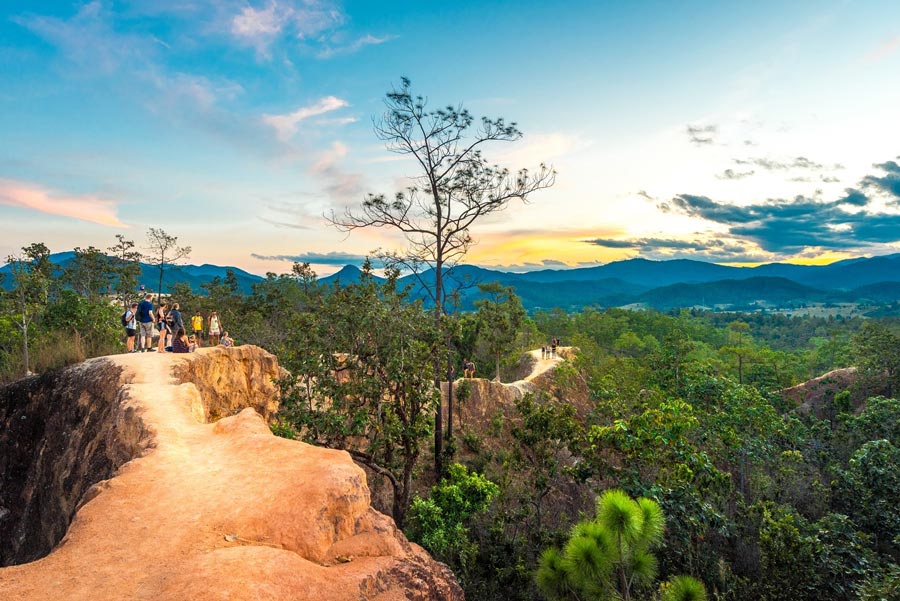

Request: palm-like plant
left=536, top=489, right=703, bottom=601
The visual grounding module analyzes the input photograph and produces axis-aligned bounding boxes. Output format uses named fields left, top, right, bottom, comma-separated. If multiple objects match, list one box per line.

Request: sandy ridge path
left=0, top=348, right=461, bottom=601
left=484, top=346, right=571, bottom=397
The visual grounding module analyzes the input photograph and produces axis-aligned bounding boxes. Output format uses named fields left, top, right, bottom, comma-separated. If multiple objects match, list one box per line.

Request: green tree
left=143, top=227, right=191, bottom=299
left=719, top=320, right=752, bottom=385
left=5, top=243, right=53, bottom=375
left=852, top=321, right=900, bottom=397
left=330, top=77, right=554, bottom=475
left=536, top=489, right=680, bottom=601
left=835, top=439, right=900, bottom=554
left=62, top=245, right=113, bottom=302
left=108, top=234, right=143, bottom=307
left=406, top=463, right=499, bottom=575
left=277, top=265, right=440, bottom=527
left=475, top=282, right=526, bottom=381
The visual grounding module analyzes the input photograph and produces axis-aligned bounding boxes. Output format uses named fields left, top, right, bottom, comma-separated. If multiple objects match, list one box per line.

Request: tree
left=5, top=243, right=53, bottom=375
left=720, top=320, right=752, bottom=385
left=277, top=264, right=440, bottom=527
left=62, top=246, right=113, bottom=302
left=474, top=282, right=526, bottom=381
left=143, top=228, right=191, bottom=299
left=331, top=78, right=555, bottom=475
left=108, top=234, right=143, bottom=307
left=536, top=489, right=705, bottom=601
left=852, top=321, right=900, bottom=397
left=406, top=463, right=499, bottom=574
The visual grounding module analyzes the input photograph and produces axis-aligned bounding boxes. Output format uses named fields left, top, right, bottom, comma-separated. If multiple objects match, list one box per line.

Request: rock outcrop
left=0, top=346, right=463, bottom=601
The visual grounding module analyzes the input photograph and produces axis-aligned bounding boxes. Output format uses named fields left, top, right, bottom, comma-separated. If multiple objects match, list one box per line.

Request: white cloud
left=317, top=34, right=397, bottom=59
left=262, top=96, right=349, bottom=141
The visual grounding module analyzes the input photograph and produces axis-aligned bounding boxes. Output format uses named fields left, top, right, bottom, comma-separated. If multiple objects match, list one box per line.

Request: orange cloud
left=0, top=178, right=127, bottom=227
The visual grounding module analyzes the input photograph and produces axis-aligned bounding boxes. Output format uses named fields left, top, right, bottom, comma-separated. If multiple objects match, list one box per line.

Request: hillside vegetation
left=3, top=244, right=900, bottom=600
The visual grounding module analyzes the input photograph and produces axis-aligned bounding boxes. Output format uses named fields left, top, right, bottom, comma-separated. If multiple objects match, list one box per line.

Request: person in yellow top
left=191, top=311, right=204, bottom=347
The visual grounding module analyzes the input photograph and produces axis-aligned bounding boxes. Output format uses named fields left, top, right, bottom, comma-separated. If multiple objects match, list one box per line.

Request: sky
left=1, top=0, right=899, bottom=276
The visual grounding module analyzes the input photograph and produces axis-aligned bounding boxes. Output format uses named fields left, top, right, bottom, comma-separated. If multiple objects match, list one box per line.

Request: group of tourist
left=121, top=293, right=234, bottom=354
left=541, top=338, right=561, bottom=359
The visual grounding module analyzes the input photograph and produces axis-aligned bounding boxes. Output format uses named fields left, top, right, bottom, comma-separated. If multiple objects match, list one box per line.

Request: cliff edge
left=0, top=346, right=463, bottom=601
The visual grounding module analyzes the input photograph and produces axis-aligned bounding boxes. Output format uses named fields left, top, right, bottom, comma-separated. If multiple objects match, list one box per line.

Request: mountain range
left=3, top=252, right=900, bottom=312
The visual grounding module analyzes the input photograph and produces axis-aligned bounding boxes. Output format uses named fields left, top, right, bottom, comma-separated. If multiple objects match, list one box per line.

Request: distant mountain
left=0, top=252, right=264, bottom=294
left=5, top=251, right=900, bottom=312
left=634, top=277, right=830, bottom=311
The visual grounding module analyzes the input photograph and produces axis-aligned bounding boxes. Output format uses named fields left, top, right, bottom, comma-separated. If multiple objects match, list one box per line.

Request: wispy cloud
left=733, top=156, right=842, bottom=172
left=263, top=96, right=349, bottom=141
left=317, top=33, right=397, bottom=59
left=0, top=179, right=127, bottom=227
left=685, top=124, right=718, bottom=145
left=584, top=235, right=769, bottom=264
left=717, top=168, right=755, bottom=180
left=251, top=251, right=380, bottom=267
left=865, top=35, right=900, bottom=63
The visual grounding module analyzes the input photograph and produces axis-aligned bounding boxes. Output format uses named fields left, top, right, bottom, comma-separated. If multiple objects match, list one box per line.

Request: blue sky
left=1, top=0, right=899, bottom=275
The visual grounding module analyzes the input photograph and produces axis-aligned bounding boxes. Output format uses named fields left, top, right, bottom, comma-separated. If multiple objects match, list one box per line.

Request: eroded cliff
left=0, top=346, right=463, bottom=601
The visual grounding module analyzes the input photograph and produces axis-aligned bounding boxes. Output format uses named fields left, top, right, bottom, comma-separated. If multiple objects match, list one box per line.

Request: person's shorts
left=140, top=322, right=155, bottom=338
left=125, top=327, right=136, bottom=337
left=157, top=322, right=166, bottom=331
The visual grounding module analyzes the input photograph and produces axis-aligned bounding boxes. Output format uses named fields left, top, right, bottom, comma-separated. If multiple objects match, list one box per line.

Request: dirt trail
left=0, top=347, right=461, bottom=601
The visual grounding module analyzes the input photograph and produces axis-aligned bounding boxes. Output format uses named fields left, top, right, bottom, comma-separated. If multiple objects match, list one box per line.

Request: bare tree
left=144, top=228, right=191, bottom=300
left=330, top=77, right=555, bottom=474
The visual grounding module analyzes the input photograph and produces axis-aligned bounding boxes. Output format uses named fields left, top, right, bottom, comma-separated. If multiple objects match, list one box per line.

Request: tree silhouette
left=331, top=77, right=554, bottom=473
left=143, top=228, right=191, bottom=300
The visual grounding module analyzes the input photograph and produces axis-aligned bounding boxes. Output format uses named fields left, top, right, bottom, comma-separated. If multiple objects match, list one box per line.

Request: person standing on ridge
left=191, top=311, right=204, bottom=346
left=123, top=302, right=138, bottom=353
left=136, top=293, right=156, bottom=352
left=208, top=311, right=221, bottom=345
left=157, top=302, right=169, bottom=353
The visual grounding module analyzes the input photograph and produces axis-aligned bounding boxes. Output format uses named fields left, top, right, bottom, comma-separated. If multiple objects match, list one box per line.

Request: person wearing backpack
left=136, top=293, right=156, bottom=352
left=122, top=303, right=138, bottom=353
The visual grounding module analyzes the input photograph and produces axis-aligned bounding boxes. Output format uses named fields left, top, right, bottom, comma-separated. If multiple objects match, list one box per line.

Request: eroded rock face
left=0, top=346, right=463, bottom=601
left=0, top=359, right=151, bottom=566
left=173, top=345, right=283, bottom=422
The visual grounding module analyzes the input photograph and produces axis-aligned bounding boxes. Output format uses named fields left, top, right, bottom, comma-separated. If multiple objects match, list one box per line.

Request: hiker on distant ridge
left=551, top=338, right=558, bottom=358
left=463, top=358, right=476, bottom=378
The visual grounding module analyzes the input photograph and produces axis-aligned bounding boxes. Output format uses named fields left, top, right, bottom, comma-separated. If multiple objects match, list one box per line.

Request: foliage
left=852, top=320, right=900, bottom=397
left=536, top=489, right=700, bottom=601
left=834, top=439, right=900, bottom=555
left=474, top=282, right=527, bottom=381
left=277, top=264, right=439, bottom=527
left=406, top=463, right=499, bottom=575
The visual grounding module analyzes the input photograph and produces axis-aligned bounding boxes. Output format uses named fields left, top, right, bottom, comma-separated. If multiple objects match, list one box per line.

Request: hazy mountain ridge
left=4, top=252, right=900, bottom=311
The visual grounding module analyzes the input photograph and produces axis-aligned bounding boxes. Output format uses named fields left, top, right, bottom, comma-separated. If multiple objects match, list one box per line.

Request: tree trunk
left=447, top=357, right=454, bottom=444
left=21, top=317, right=30, bottom=375
left=434, top=264, right=444, bottom=480
left=495, top=351, right=501, bottom=381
